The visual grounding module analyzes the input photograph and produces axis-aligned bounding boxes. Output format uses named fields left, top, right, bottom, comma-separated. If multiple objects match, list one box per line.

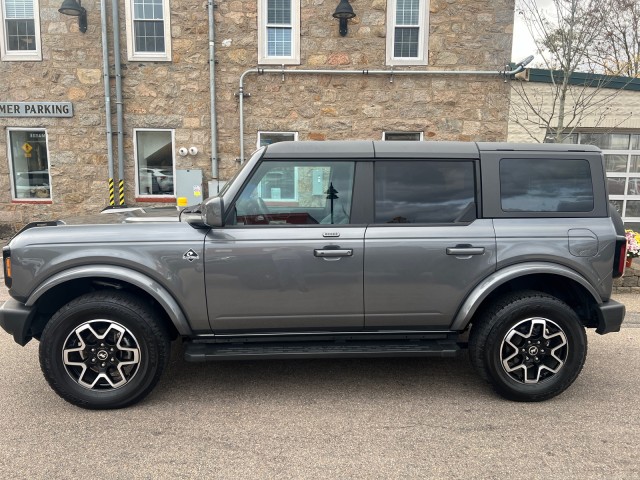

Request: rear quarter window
left=500, top=158, right=594, bottom=212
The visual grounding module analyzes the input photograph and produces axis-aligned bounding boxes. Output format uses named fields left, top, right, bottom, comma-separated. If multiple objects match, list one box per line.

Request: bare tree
left=587, top=0, right=640, bottom=77
left=510, top=0, right=628, bottom=143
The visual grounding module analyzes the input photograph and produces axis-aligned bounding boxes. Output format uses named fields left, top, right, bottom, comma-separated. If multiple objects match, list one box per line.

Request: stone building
left=0, top=0, right=515, bottom=235
left=508, top=68, right=640, bottom=227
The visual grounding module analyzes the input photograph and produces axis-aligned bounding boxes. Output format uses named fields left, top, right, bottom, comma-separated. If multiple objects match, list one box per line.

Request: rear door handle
left=314, top=248, right=353, bottom=258
left=446, top=246, right=485, bottom=256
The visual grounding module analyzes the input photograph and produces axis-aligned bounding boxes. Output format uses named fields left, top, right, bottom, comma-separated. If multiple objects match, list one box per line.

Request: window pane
left=604, top=154, right=628, bottom=173
left=375, top=161, right=476, bottom=224
left=6, top=19, right=36, bottom=50
left=384, top=132, right=421, bottom=141
left=9, top=130, right=50, bottom=200
left=259, top=132, right=296, bottom=147
left=629, top=155, right=640, bottom=173
left=267, top=27, right=292, bottom=56
left=394, top=27, right=419, bottom=58
left=581, top=133, right=630, bottom=150
left=500, top=158, right=594, bottom=212
left=4, top=0, right=34, bottom=18
left=134, top=20, right=165, bottom=52
left=610, top=200, right=623, bottom=216
left=136, top=131, right=174, bottom=195
left=267, top=0, right=291, bottom=24
left=608, top=177, right=626, bottom=195
left=632, top=135, right=640, bottom=150
left=625, top=200, right=640, bottom=217
left=627, top=178, right=640, bottom=196
left=235, top=162, right=355, bottom=225
left=133, top=0, right=163, bottom=19
left=396, top=0, right=419, bottom=25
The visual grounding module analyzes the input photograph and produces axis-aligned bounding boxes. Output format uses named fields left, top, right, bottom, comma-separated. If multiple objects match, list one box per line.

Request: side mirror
left=202, top=196, right=224, bottom=227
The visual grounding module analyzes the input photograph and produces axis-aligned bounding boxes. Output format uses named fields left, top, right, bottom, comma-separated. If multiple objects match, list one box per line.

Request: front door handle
left=314, top=248, right=353, bottom=258
left=446, top=246, right=485, bottom=256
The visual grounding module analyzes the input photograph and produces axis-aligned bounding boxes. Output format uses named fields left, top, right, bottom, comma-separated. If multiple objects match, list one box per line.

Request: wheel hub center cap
left=97, top=350, right=109, bottom=361
left=527, top=345, right=539, bottom=356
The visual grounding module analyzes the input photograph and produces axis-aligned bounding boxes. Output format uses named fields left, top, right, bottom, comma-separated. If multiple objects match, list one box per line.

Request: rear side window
left=374, top=161, right=476, bottom=224
left=500, top=158, right=594, bottom=212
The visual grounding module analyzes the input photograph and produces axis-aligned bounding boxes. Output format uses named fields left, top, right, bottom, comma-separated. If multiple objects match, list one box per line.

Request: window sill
left=135, top=196, right=176, bottom=203
left=11, top=199, right=52, bottom=204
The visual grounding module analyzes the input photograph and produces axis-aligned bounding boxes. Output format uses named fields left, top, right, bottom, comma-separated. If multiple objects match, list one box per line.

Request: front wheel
left=39, top=291, right=170, bottom=409
left=469, top=291, right=587, bottom=402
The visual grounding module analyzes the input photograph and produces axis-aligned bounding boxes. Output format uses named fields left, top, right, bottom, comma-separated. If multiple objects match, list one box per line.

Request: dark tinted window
left=500, top=158, right=594, bottom=212
left=374, top=161, right=476, bottom=224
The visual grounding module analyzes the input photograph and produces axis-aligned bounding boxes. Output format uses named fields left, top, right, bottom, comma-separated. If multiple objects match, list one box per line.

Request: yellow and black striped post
left=108, top=178, right=115, bottom=206
left=118, top=179, right=125, bottom=206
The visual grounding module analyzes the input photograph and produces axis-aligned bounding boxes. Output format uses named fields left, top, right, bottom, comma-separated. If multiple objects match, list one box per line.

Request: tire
left=469, top=291, right=587, bottom=402
left=39, top=291, right=171, bottom=409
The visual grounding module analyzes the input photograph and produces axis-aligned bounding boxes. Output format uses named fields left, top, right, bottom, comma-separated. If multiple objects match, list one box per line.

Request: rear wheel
left=39, top=291, right=170, bottom=409
left=469, top=291, right=587, bottom=402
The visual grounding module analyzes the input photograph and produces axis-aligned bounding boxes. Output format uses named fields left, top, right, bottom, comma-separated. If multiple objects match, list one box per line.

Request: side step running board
left=184, top=340, right=460, bottom=362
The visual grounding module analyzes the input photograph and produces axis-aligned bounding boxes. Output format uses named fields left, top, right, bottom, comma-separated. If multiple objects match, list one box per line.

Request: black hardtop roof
left=261, top=140, right=601, bottom=159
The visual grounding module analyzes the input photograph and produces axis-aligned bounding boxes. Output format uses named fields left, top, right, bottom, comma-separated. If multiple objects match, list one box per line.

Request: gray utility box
left=176, top=169, right=203, bottom=206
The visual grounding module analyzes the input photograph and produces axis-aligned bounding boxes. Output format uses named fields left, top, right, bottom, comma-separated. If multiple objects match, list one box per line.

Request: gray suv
left=0, top=141, right=627, bottom=409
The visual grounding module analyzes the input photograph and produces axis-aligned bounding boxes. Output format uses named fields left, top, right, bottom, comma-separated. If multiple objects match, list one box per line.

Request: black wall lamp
left=58, top=0, right=87, bottom=33
left=333, top=0, right=356, bottom=37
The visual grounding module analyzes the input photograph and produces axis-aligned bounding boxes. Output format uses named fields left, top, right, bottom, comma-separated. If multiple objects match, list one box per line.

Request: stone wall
left=1, top=0, right=515, bottom=234
left=614, top=262, right=640, bottom=293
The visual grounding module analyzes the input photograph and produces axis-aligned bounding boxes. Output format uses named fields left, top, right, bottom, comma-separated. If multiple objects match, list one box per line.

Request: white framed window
left=124, top=0, right=172, bottom=62
left=257, top=131, right=298, bottom=149
left=134, top=129, right=175, bottom=197
left=258, top=0, right=300, bottom=65
left=382, top=131, right=424, bottom=141
left=0, top=0, right=42, bottom=61
left=548, top=131, right=640, bottom=224
left=7, top=128, right=51, bottom=201
left=386, top=0, right=429, bottom=66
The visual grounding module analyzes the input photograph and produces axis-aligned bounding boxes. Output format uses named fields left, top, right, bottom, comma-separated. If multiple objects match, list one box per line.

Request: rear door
left=364, top=159, right=497, bottom=329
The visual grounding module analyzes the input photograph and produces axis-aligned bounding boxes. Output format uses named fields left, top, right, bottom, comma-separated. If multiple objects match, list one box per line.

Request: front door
left=205, top=160, right=364, bottom=332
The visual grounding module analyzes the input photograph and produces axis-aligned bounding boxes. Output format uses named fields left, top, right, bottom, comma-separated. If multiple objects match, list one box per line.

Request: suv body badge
left=183, top=249, right=199, bottom=262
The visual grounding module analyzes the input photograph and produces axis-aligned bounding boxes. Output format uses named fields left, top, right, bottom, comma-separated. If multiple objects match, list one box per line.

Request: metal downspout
left=208, top=0, right=219, bottom=189
left=100, top=0, right=115, bottom=206
left=111, top=0, right=125, bottom=205
left=237, top=56, right=534, bottom=163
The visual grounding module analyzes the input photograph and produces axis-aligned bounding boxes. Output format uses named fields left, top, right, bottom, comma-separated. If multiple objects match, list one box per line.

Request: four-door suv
left=1, top=141, right=627, bottom=409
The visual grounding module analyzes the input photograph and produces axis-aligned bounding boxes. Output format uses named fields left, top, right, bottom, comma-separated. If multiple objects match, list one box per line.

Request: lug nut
left=101, top=362, right=106, bottom=367
left=91, top=348, right=96, bottom=352
left=111, top=358, right=115, bottom=362
left=535, top=357, right=539, bottom=361
left=91, top=358, right=96, bottom=363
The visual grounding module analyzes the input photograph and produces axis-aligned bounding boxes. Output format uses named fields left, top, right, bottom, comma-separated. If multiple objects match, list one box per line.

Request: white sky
left=511, top=0, right=555, bottom=63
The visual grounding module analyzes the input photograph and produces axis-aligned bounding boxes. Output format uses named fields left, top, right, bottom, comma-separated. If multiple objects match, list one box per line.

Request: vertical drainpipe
left=111, top=0, right=126, bottom=206
left=208, top=0, right=219, bottom=191
left=100, top=0, right=115, bottom=206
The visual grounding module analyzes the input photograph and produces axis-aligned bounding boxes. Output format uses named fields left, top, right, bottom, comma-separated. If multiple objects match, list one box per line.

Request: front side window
left=134, top=129, right=175, bottom=196
left=125, top=0, right=171, bottom=61
left=232, top=161, right=355, bottom=225
left=0, top=0, right=41, bottom=61
left=258, top=0, right=300, bottom=65
left=375, top=161, right=476, bottom=223
left=500, top=158, right=594, bottom=212
left=8, top=128, right=51, bottom=200
left=386, top=0, right=429, bottom=65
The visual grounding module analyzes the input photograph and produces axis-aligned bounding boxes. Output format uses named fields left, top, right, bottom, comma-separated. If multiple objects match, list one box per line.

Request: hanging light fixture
left=332, top=0, right=356, bottom=37
left=58, top=0, right=88, bottom=33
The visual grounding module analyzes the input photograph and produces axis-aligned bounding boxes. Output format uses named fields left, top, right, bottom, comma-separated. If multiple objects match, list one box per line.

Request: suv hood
left=58, top=206, right=182, bottom=226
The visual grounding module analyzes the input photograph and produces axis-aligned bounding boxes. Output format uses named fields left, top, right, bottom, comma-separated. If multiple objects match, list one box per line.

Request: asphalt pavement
left=0, top=270, right=639, bottom=478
